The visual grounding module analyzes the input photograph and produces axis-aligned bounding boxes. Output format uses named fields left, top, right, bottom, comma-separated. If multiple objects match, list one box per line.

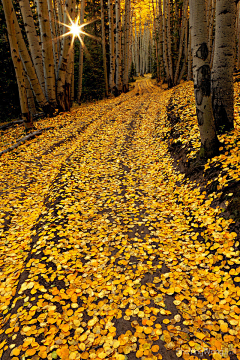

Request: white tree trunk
left=166, top=0, right=173, bottom=86
left=108, top=0, right=116, bottom=93
left=57, top=0, right=74, bottom=111
left=123, top=0, right=131, bottom=92
left=211, top=0, right=237, bottom=133
left=47, top=0, right=59, bottom=75
left=13, top=7, right=51, bottom=113
left=115, top=0, right=122, bottom=94
left=162, top=0, right=170, bottom=83
left=2, top=0, right=33, bottom=129
left=19, top=0, right=45, bottom=92
left=174, top=0, right=188, bottom=85
left=37, top=0, right=57, bottom=106
left=100, top=0, right=109, bottom=97
left=189, top=0, right=219, bottom=158
left=77, top=0, right=86, bottom=103
left=208, top=0, right=216, bottom=57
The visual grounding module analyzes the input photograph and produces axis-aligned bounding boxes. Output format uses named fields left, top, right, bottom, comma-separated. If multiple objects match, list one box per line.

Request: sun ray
left=56, top=8, right=100, bottom=41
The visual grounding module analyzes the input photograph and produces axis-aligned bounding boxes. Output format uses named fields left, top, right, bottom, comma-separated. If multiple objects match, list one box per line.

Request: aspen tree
left=25, top=74, right=37, bottom=116
left=13, top=6, right=52, bottom=114
left=123, top=0, right=131, bottom=92
left=65, top=0, right=76, bottom=108
left=115, top=0, right=123, bottom=95
left=187, top=29, right=192, bottom=81
left=237, top=3, right=240, bottom=70
left=53, top=0, right=61, bottom=59
left=2, top=0, right=33, bottom=129
left=174, top=0, right=188, bottom=85
left=77, top=0, right=86, bottom=103
left=57, top=0, right=74, bottom=111
left=128, top=9, right=133, bottom=74
left=208, top=0, right=216, bottom=57
left=19, top=0, right=45, bottom=92
left=158, top=0, right=163, bottom=80
left=100, top=0, right=109, bottom=97
left=37, top=0, right=57, bottom=106
left=189, top=0, right=219, bottom=158
left=211, top=0, right=237, bottom=133
left=47, top=0, right=59, bottom=75
left=108, top=0, right=116, bottom=94
left=134, top=20, right=139, bottom=74
left=162, top=0, right=170, bottom=84
left=152, top=0, right=160, bottom=81
left=166, top=0, right=173, bottom=86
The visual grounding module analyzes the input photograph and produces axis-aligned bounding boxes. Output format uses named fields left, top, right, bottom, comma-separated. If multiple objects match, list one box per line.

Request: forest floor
left=0, top=76, right=240, bottom=360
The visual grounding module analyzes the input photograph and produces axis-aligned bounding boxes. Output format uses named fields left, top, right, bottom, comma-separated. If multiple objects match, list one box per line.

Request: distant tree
left=129, top=61, right=136, bottom=82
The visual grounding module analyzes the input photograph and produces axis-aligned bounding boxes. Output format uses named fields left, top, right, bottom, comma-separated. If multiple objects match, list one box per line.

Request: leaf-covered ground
left=0, top=78, right=240, bottom=360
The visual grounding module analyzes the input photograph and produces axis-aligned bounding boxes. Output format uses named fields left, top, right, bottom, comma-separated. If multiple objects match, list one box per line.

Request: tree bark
left=37, top=0, right=57, bottom=106
left=115, top=0, right=122, bottom=95
left=211, top=0, right=237, bottom=133
left=166, top=0, right=173, bottom=86
left=57, top=0, right=74, bottom=111
left=100, top=0, right=109, bottom=97
left=13, top=5, right=53, bottom=114
left=77, top=0, right=86, bottom=103
left=237, top=3, right=240, bottom=70
left=189, top=0, right=219, bottom=158
left=174, top=0, right=188, bottom=85
left=2, top=0, right=33, bottom=129
left=123, top=0, right=131, bottom=92
left=162, top=0, right=170, bottom=83
left=19, top=0, right=45, bottom=92
left=108, top=0, right=116, bottom=93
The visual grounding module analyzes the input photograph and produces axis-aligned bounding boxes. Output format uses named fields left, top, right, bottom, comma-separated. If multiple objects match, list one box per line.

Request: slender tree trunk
left=57, top=0, right=75, bottom=111
left=211, top=0, right=237, bottom=133
left=237, top=3, right=240, bottom=70
left=37, top=0, right=57, bottom=106
left=2, top=0, right=33, bottom=129
left=53, top=0, right=61, bottom=60
left=100, top=0, right=109, bottom=97
left=187, top=29, right=193, bottom=81
left=19, top=0, right=45, bottom=92
left=12, top=6, right=53, bottom=114
left=123, top=0, right=131, bottom=92
left=189, top=0, right=219, bottom=158
left=115, top=0, right=122, bottom=95
left=108, top=0, right=116, bottom=93
left=208, top=0, right=216, bottom=57
left=162, top=0, right=170, bottom=83
left=166, top=0, right=173, bottom=86
left=158, top=0, right=163, bottom=80
left=152, top=0, right=160, bottom=81
left=174, top=0, right=188, bottom=85
left=77, top=0, right=86, bottom=103
left=25, top=74, right=37, bottom=116
left=47, top=0, right=59, bottom=76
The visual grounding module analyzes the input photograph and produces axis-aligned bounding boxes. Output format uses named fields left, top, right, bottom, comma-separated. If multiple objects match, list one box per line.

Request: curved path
left=0, top=79, right=237, bottom=360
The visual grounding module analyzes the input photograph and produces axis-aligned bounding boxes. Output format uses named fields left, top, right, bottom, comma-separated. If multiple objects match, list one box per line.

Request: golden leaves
left=1, top=78, right=240, bottom=360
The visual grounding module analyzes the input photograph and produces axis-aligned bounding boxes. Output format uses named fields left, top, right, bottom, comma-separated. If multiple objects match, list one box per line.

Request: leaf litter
left=0, top=78, right=240, bottom=360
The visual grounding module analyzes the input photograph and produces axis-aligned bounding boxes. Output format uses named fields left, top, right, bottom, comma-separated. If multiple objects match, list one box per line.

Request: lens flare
left=69, top=22, right=82, bottom=37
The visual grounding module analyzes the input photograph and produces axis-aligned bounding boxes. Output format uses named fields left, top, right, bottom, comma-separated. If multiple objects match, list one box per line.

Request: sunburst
left=58, top=11, right=99, bottom=45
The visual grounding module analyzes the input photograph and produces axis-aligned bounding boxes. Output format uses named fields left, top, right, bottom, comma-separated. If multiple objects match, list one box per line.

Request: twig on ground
left=0, top=127, right=54, bottom=156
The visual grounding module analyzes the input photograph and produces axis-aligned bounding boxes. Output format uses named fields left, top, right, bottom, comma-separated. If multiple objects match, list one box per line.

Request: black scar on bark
left=196, top=65, right=211, bottom=105
left=196, top=42, right=208, bottom=61
left=196, top=108, right=204, bottom=126
left=219, top=9, right=229, bottom=14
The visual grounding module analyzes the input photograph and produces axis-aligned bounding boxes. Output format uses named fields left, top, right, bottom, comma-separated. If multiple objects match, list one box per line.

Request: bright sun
left=70, top=22, right=82, bottom=37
